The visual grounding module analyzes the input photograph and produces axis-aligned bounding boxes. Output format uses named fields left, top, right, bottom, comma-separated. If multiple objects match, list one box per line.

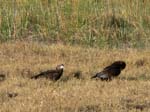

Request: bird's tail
left=31, top=74, right=41, bottom=79
left=31, top=75, right=37, bottom=79
left=91, top=75, right=97, bottom=79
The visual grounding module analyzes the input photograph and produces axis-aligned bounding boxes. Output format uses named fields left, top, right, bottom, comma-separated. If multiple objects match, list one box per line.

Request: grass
left=0, top=41, right=150, bottom=112
left=0, top=0, right=150, bottom=48
left=0, top=0, right=150, bottom=111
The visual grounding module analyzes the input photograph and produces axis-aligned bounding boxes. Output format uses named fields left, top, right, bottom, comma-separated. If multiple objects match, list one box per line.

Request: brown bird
left=31, top=64, right=64, bottom=81
left=91, top=61, right=126, bottom=81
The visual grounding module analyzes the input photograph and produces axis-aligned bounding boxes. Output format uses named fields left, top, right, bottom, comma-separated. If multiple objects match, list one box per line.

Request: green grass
left=0, top=0, right=150, bottom=48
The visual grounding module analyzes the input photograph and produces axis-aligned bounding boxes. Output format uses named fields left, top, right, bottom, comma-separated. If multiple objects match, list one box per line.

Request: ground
left=0, top=41, right=150, bottom=112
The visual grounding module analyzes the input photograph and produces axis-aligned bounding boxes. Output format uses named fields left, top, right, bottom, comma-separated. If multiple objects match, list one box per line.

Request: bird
left=31, top=64, right=64, bottom=81
left=91, top=61, right=126, bottom=81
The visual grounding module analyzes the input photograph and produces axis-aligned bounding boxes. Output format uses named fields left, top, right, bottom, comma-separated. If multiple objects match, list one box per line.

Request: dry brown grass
left=0, top=41, right=150, bottom=112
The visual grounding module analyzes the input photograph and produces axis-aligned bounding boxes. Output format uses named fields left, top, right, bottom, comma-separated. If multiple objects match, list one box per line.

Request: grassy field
left=0, top=41, right=150, bottom=112
left=0, top=0, right=150, bottom=111
left=0, top=0, right=150, bottom=48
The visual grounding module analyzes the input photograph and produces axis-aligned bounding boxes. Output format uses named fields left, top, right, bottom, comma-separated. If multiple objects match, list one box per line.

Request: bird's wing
left=103, top=66, right=120, bottom=76
left=103, top=65, right=116, bottom=71
left=31, top=69, right=57, bottom=79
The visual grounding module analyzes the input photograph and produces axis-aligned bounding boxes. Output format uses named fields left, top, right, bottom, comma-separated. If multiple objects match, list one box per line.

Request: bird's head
left=114, top=61, right=126, bottom=70
left=56, top=64, right=64, bottom=70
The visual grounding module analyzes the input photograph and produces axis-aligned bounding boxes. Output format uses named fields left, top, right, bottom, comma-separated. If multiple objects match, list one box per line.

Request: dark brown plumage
left=91, top=61, right=126, bottom=81
left=31, top=64, right=64, bottom=81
